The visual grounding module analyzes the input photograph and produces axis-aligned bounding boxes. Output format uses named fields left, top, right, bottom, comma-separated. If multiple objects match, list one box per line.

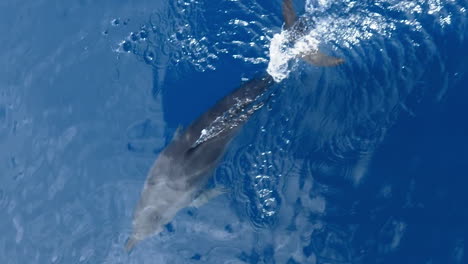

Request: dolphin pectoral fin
left=190, top=188, right=228, bottom=208
left=282, top=0, right=297, bottom=29
left=173, top=125, right=184, bottom=139
left=302, top=51, right=345, bottom=67
left=125, top=236, right=139, bottom=253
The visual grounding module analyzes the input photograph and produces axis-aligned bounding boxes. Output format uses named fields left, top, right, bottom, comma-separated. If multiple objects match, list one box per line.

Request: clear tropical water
left=1, top=0, right=467, bottom=263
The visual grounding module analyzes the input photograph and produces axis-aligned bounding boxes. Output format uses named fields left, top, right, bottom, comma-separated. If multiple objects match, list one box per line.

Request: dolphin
left=125, top=0, right=344, bottom=252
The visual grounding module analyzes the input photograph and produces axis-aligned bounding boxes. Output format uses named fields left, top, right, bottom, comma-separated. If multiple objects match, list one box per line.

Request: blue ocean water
left=0, top=0, right=467, bottom=263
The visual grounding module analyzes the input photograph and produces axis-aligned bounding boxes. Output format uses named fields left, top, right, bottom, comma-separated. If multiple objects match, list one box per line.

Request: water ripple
left=268, top=0, right=464, bottom=83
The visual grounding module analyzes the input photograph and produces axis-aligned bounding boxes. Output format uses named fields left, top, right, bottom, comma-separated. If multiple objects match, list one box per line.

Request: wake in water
left=110, top=0, right=463, bottom=83
left=267, top=0, right=463, bottom=82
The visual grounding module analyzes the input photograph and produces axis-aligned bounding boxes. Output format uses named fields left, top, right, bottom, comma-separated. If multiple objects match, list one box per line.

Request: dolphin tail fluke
left=302, top=52, right=345, bottom=67
left=124, top=236, right=139, bottom=253
left=282, top=0, right=297, bottom=29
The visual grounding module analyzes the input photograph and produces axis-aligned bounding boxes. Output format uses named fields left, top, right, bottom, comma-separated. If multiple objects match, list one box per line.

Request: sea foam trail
left=266, top=0, right=461, bottom=83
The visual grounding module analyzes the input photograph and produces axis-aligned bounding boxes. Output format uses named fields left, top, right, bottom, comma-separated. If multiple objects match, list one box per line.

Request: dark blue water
left=1, top=0, right=467, bottom=263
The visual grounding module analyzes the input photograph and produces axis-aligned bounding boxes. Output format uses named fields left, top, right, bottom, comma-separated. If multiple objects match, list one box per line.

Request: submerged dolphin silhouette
left=125, top=0, right=343, bottom=251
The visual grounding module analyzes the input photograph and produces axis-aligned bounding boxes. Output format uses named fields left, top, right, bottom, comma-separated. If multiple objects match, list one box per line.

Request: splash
left=267, top=31, right=320, bottom=82
left=266, top=0, right=463, bottom=82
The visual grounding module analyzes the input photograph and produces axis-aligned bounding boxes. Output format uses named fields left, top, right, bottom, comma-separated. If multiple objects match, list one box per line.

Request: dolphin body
left=125, top=0, right=343, bottom=251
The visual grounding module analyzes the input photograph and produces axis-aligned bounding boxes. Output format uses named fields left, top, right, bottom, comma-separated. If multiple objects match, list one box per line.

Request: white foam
left=266, top=33, right=294, bottom=82
left=267, top=30, right=320, bottom=83
left=266, top=0, right=459, bottom=83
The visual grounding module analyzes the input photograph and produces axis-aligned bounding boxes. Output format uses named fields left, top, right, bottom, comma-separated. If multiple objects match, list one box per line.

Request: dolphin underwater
left=125, top=0, right=344, bottom=251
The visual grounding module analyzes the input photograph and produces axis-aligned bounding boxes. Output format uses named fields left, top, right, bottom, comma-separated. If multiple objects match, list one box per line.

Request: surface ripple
left=1, top=0, right=466, bottom=263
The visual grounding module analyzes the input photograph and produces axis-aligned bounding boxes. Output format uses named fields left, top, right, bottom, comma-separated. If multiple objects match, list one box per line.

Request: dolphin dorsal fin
left=282, top=0, right=297, bottom=29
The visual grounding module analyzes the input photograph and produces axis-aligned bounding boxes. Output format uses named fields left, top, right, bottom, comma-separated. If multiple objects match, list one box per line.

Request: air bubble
left=144, top=50, right=155, bottom=64
left=130, top=32, right=139, bottom=42
left=139, top=30, right=149, bottom=40
left=111, top=18, right=120, bottom=26
left=121, top=41, right=132, bottom=52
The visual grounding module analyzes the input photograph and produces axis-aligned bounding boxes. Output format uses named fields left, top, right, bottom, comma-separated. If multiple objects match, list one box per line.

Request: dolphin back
left=184, top=73, right=275, bottom=146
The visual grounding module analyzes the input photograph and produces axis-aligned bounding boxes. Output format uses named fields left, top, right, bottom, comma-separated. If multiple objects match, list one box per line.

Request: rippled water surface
left=1, top=0, right=467, bottom=263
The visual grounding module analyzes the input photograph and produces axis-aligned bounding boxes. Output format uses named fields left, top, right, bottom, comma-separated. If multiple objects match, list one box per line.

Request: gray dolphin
left=125, top=0, right=343, bottom=252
